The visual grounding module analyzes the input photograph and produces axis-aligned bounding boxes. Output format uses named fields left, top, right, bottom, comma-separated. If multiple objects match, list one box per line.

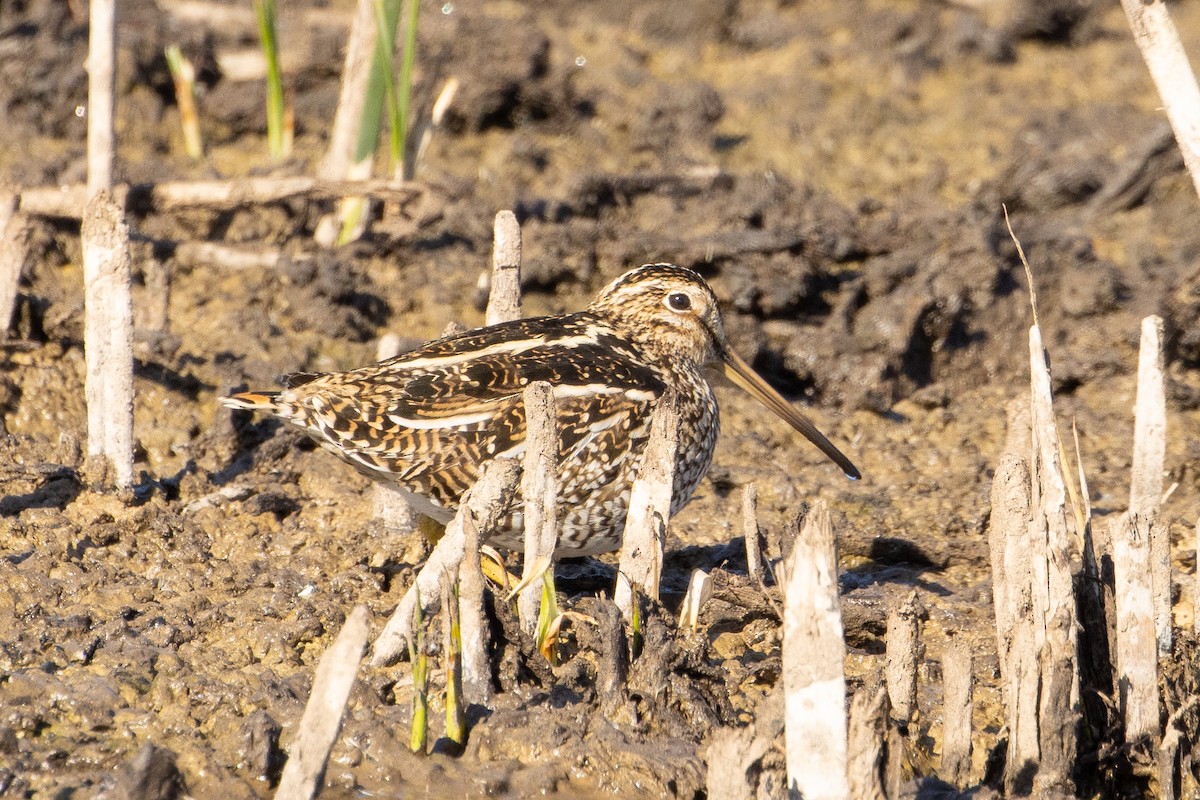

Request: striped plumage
left=222, top=263, right=858, bottom=556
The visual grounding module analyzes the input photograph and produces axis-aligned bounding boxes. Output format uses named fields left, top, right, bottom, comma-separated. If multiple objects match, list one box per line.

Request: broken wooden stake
left=518, top=381, right=559, bottom=632
left=742, top=483, right=764, bottom=584
left=885, top=590, right=922, bottom=725
left=940, top=638, right=974, bottom=786
left=274, top=606, right=369, bottom=800
left=615, top=393, right=680, bottom=617
left=486, top=210, right=522, bottom=326
left=782, top=500, right=848, bottom=800
left=1112, top=511, right=1161, bottom=746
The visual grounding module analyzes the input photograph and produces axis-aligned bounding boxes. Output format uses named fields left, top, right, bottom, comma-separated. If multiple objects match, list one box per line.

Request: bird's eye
left=665, top=292, right=692, bottom=312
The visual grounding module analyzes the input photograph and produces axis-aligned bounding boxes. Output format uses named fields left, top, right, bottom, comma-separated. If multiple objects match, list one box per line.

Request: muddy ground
left=2, top=0, right=1200, bottom=796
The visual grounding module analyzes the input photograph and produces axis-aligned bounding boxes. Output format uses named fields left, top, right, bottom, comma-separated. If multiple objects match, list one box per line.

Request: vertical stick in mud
left=518, top=381, right=559, bottom=632
left=82, top=192, right=135, bottom=488
left=1111, top=511, right=1161, bottom=745
left=274, top=606, right=369, bottom=800
left=941, top=639, right=974, bottom=786
left=486, top=211, right=522, bottom=327
left=615, top=393, right=680, bottom=616
left=885, top=591, right=922, bottom=725
left=87, top=0, right=116, bottom=197
left=1027, top=324, right=1079, bottom=796
left=0, top=188, right=27, bottom=335
left=742, top=483, right=764, bottom=584
left=846, top=685, right=888, bottom=800
left=457, top=511, right=491, bottom=707
left=1130, top=315, right=1170, bottom=657
left=782, top=500, right=848, bottom=800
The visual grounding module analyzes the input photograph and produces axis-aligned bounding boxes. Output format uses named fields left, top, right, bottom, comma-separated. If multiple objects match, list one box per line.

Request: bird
left=221, top=263, right=859, bottom=556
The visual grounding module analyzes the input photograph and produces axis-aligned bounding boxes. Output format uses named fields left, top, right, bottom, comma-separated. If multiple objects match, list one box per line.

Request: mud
left=2, top=0, right=1200, bottom=796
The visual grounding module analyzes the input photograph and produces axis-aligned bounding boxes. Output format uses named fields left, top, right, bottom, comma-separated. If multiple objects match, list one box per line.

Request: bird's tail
left=220, top=390, right=281, bottom=412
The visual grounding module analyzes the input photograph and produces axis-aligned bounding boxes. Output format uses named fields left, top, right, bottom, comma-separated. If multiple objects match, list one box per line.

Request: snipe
left=222, top=263, right=859, bottom=556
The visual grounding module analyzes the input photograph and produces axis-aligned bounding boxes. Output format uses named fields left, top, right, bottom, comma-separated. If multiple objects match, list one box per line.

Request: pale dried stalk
left=742, top=483, right=764, bottom=584
left=82, top=192, right=135, bottom=488
left=0, top=189, right=28, bottom=335
left=884, top=590, right=921, bottom=724
left=518, top=381, right=559, bottom=633
left=678, top=569, right=713, bottom=630
left=1119, top=0, right=1200, bottom=200
left=615, top=394, right=680, bottom=616
left=846, top=684, right=888, bottom=800
left=458, top=512, right=491, bottom=707
left=20, top=178, right=429, bottom=219
left=941, top=639, right=974, bottom=786
left=274, top=605, right=369, bottom=800
left=314, top=0, right=377, bottom=246
left=486, top=211, right=522, bottom=326
left=782, top=500, right=848, bottom=800
left=1028, top=324, right=1079, bottom=796
left=372, top=458, right=521, bottom=666
left=1130, top=316, right=1170, bottom=657
left=1112, top=512, right=1161, bottom=745
left=87, top=0, right=116, bottom=197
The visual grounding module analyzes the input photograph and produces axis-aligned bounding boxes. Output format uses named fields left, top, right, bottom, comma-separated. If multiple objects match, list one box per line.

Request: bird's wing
left=284, top=326, right=665, bottom=509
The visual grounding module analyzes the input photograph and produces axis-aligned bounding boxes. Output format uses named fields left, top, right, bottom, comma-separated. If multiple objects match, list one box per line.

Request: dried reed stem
left=782, top=500, right=848, bottom=800
left=742, top=483, right=764, bottom=584
left=1130, top=315, right=1170, bottom=657
left=941, top=639, right=974, bottom=786
left=486, top=211, right=522, bottom=327
left=1119, top=0, right=1200, bottom=200
left=846, top=684, right=888, bottom=800
left=372, top=458, right=521, bottom=666
left=21, top=178, right=430, bottom=219
left=274, top=605, right=369, bottom=800
left=87, top=0, right=116, bottom=197
left=1028, top=324, right=1078, bottom=796
left=1112, top=511, right=1161, bottom=745
left=615, top=393, right=680, bottom=616
left=458, top=512, right=491, bottom=707
left=885, top=590, right=922, bottom=724
left=518, top=381, right=559, bottom=632
left=0, top=189, right=27, bottom=335
left=82, top=192, right=135, bottom=488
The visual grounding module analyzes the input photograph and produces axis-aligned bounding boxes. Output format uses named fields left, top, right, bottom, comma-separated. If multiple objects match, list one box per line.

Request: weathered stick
left=678, top=569, right=713, bottom=630
left=742, top=483, right=764, bottom=584
left=1130, top=315, right=1170, bottom=657
left=486, top=210, right=522, bottom=326
left=885, top=590, right=922, bottom=725
left=372, top=458, right=521, bottom=666
left=782, top=500, right=848, bottom=800
left=1119, top=0, right=1200, bottom=201
left=20, top=178, right=430, bottom=219
left=1028, top=324, right=1079, bottom=797
left=87, top=0, right=116, bottom=197
left=846, top=684, right=888, bottom=800
left=615, top=394, right=680, bottom=616
left=941, top=639, right=974, bottom=786
left=1195, top=516, right=1200, bottom=634
left=82, top=192, right=135, bottom=488
left=458, top=512, right=491, bottom=707
left=0, top=188, right=28, bottom=335
left=274, top=605, right=369, bottom=800
left=518, top=381, right=559, bottom=632
left=1111, top=512, right=1161, bottom=745
left=314, top=0, right=378, bottom=246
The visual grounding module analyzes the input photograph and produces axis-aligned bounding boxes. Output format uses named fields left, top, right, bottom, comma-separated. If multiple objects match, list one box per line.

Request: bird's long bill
left=721, top=349, right=861, bottom=480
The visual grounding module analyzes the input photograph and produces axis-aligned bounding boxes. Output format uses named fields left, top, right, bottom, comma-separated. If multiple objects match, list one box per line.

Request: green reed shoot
left=630, top=586, right=643, bottom=661
left=535, top=567, right=563, bottom=665
left=164, top=45, right=203, bottom=159
left=444, top=578, right=465, bottom=745
left=253, top=0, right=290, bottom=158
left=408, top=585, right=429, bottom=753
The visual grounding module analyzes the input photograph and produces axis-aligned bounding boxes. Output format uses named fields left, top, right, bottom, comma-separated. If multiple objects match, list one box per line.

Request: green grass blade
left=252, top=0, right=288, bottom=158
